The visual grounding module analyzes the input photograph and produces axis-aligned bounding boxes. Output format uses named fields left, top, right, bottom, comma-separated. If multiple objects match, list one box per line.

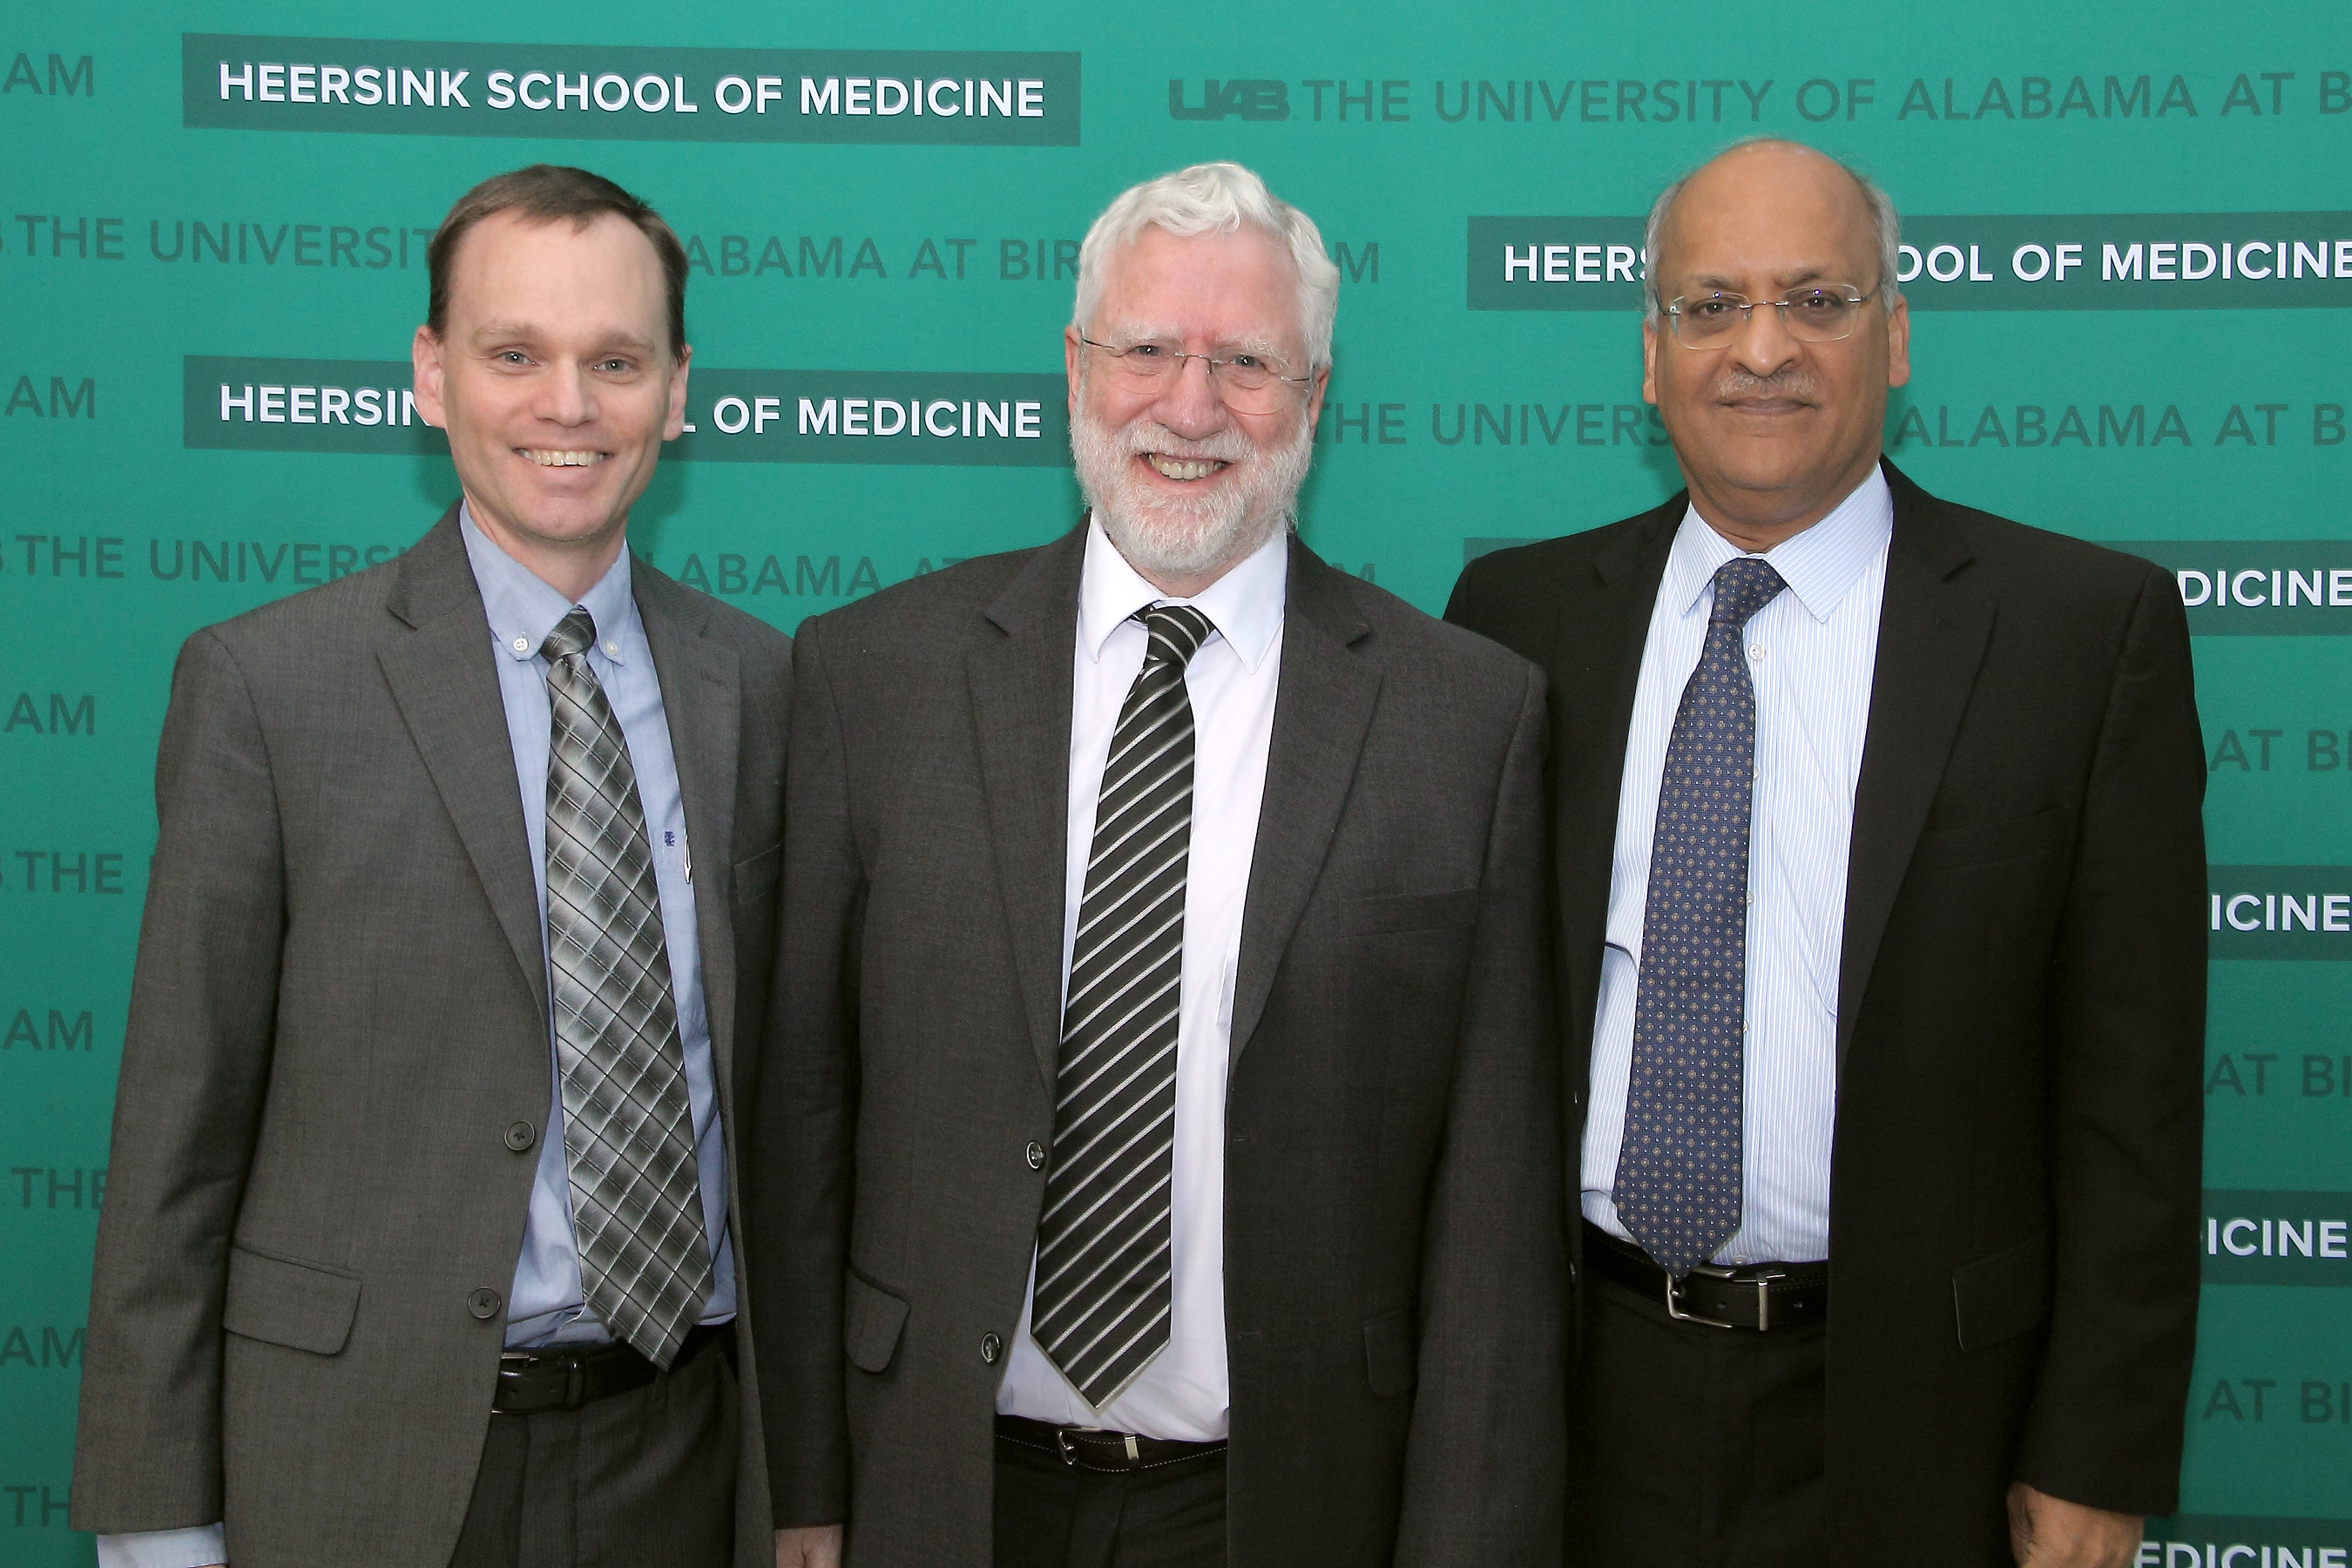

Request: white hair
left=1641, top=137, right=1901, bottom=318
left=1072, top=160, right=1341, bottom=373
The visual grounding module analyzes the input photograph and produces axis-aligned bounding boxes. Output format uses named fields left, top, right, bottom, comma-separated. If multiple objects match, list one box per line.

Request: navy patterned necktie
left=1613, top=557, right=1788, bottom=1280
left=541, top=607, right=713, bottom=1367
left=1031, top=603, right=1213, bottom=1409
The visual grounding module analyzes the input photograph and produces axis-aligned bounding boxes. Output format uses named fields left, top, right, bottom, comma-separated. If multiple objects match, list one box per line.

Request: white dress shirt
left=1582, top=469, right=1892, bottom=1266
left=994, top=514, right=1289, bottom=1441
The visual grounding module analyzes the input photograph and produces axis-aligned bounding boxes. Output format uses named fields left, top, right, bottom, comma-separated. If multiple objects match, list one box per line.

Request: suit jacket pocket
left=1334, top=888, right=1479, bottom=938
left=1910, top=808, right=2069, bottom=874
left=1951, top=1231, right=2052, bottom=1353
left=732, top=841, right=782, bottom=908
left=220, top=1244, right=362, bottom=1355
left=1362, top=1306, right=1416, bottom=1398
left=843, top=1270, right=909, bottom=1374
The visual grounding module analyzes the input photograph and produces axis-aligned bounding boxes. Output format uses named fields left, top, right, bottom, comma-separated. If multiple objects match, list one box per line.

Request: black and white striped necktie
left=541, top=606, right=712, bottom=1368
left=1031, top=603, right=1214, bottom=1409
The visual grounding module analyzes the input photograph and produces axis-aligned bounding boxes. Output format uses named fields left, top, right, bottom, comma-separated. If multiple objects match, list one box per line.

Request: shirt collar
left=1077, top=512, right=1290, bottom=674
left=459, top=501, right=640, bottom=666
left=1664, top=464, right=1893, bottom=625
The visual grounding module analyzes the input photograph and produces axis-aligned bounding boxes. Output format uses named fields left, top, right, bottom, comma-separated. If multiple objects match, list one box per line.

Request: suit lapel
left=635, top=564, right=744, bottom=1089
left=1227, top=537, right=1380, bottom=1071
left=376, top=506, right=549, bottom=1019
left=1554, top=501, right=1680, bottom=1066
left=970, top=526, right=1087, bottom=1090
left=1835, top=463, right=1992, bottom=1074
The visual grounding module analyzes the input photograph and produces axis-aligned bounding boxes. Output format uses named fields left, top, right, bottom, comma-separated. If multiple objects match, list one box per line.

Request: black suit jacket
left=1446, top=461, right=2206, bottom=1563
left=752, top=524, right=1567, bottom=1568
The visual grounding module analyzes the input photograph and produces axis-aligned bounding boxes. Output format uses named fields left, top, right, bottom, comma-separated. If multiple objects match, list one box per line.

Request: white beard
left=1070, top=396, right=1315, bottom=584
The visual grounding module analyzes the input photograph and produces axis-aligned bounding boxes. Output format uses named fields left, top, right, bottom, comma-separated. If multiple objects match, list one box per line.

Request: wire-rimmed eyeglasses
left=1662, top=281, right=1885, bottom=348
left=1078, top=335, right=1315, bottom=413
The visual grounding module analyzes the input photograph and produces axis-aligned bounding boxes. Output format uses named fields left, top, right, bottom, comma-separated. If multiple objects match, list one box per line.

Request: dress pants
left=449, top=1331, right=739, bottom=1568
left=1568, top=1269, right=1828, bottom=1568
left=992, top=1437, right=1227, bottom=1568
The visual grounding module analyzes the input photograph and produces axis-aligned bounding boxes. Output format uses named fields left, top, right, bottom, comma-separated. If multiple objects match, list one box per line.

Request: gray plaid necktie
left=1613, top=557, right=1788, bottom=1280
left=541, top=606, right=712, bottom=1367
left=1031, top=603, right=1213, bottom=1409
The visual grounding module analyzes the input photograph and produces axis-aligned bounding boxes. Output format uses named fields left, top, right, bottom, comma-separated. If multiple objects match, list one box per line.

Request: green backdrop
left=4, top=1, right=2349, bottom=1560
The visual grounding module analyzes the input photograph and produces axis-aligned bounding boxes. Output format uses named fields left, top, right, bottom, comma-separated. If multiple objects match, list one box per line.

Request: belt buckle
left=1664, top=1263, right=1786, bottom=1330
left=1053, top=1427, right=1144, bottom=1470
left=1661, top=1263, right=1742, bottom=1329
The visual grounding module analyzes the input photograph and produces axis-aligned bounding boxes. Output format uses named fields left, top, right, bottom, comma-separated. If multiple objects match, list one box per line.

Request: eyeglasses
left=1078, top=335, right=1315, bottom=415
left=1662, top=281, right=1883, bottom=348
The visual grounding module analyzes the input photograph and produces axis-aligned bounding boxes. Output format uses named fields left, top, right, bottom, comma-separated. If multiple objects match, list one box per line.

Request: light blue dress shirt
left=459, top=507, right=736, bottom=1348
left=96, top=510, right=736, bottom=1568
left=1582, top=469, right=1893, bottom=1267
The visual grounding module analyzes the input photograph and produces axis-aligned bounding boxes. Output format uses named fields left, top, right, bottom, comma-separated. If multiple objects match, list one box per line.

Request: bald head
left=1643, top=139, right=1897, bottom=319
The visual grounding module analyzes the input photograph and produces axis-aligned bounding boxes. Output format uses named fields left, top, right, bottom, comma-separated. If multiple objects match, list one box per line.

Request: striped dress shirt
left=1583, top=469, right=1893, bottom=1266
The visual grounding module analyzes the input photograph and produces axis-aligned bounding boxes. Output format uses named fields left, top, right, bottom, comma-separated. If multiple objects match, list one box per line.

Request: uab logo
left=1167, top=78, right=1288, bottom=121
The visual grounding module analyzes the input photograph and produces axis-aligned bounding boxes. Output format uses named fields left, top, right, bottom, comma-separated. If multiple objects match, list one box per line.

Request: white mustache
left=1115, top=422, right=1254, bottom=464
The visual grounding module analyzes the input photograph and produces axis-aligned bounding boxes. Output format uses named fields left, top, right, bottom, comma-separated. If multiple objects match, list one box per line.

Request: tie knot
left=1139, top=603, right=1215, bottom=671
left=1709, top=558, right=1788, bottom=629
left=540, top=607, right=598, bottom=663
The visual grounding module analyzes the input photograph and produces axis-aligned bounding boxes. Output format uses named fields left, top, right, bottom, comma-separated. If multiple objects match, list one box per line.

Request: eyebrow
left=469, top=322, right=659, bottom=352
left=1102, top=322, right=1294, bottom=359
left=1682, top=265, right=1842, bottom=294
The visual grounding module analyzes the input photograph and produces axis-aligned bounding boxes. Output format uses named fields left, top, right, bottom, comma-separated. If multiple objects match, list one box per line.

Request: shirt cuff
left=96, top=1524, right=226, bottom=1568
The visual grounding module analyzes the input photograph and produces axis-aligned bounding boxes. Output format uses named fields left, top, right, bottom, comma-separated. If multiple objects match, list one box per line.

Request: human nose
left=1726, top=299, right=1801, bottom=378
left=1151, top=351, right=1228, bottom=438
left=538, top=362, right=596, bottom=427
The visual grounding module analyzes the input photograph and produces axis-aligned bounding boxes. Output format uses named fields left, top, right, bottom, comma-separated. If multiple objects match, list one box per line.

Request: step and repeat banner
left=4, top=0, right=2349, bottom=1560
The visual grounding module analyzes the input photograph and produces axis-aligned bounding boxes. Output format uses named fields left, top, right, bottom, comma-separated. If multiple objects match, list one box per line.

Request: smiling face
left=1641, top=142, right=1910, bottom=548
left=412, top=209, right=688, bottom=593
left=1063, top=224, right=1328, bottom=596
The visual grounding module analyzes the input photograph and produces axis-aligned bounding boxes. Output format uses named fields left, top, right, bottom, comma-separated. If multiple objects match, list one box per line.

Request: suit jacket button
left=469, top=1288, right=503, bottom=1320
left=504, top=1121, right=537, bottom=1152
left=980, top=1332, right=1003, bottom=1365
left=1024, top=1141, right=1046, bottom=1171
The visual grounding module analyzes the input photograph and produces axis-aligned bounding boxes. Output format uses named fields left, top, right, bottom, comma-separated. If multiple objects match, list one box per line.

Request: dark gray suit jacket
left=751, top=524, right=1567, bottom=1568
left=71, top=508, right=792, bottom=1568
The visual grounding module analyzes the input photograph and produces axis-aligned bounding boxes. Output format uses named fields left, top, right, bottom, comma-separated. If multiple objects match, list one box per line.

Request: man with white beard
left=749, top=160, right=1567, bottom=1568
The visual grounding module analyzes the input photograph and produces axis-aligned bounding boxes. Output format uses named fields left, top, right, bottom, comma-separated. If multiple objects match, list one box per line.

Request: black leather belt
left=1582, top=1222, right=1828, bottom=1331
left=492, top=1322, right=731, bottom=1415
left=995, top=1415, right=1227, bottom=1474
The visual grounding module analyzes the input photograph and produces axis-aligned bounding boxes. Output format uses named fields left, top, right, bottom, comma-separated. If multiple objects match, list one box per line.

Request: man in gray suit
left=71, top=165, right=815, bottom=1568
left=751, top=160, right=1566, bottom=1568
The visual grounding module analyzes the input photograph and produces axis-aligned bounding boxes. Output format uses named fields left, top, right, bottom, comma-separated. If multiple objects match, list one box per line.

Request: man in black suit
left=1448, top=139, right=2205, bottom=1568
left=753, top=160, right=1565, bottom=1568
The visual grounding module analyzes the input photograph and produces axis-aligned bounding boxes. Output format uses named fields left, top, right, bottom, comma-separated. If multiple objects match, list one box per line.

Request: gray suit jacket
left=71, top=507, right=792, bottom=1568
left=751, top=524, right=1567, bottom=1568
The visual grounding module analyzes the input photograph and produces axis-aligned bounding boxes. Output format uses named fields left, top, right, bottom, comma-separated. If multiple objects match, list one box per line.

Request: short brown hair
left=427, top=164, right=688, bottom=357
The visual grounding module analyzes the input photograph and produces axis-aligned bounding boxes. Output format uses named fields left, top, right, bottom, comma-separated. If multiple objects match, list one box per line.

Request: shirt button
left=468, top=1288, right=503, bottom=1321
left=980, top=1332, right=1004, bottom=1365
left=510, top=637, right=531, bottom=653
left=1025, top=1140, right=1046, bottom=1171
left=605, top=642, right=618, bottom=656
left=504, top=1121, right=537, bottom=1152
left=1749, top=644, right=1765, bottom=659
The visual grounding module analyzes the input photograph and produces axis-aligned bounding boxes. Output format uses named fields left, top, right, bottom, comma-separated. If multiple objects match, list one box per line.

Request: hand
left=2007, top=1482, right=2142, bottom=1568
left=775, top=1523, right=844, bottom=1568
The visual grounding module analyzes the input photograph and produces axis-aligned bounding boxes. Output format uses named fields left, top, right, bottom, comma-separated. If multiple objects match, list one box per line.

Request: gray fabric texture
left=751, top=524, right=1569, bottom=1568
left=71, top=507, right=792, bottom=1568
